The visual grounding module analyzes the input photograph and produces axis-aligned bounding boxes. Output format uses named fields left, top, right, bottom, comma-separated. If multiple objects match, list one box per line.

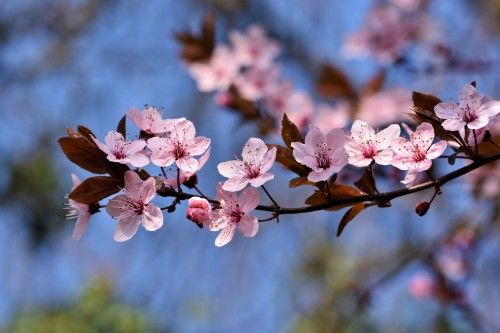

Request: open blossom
left=291, top=126, right=348, bottom=182
left=209, top=184, right=260, bottom=247
left=66, top=174, right=91, bottom=240
left=147, top=120, right=211, bottom=173
left=186, top=197, right=212, bottom=227
left=218, top=138, right=276, bottom=192
left=229, top=25, right=280, bottom=68
left=345, top=121, right=400, bottom=167
left=92, top=131, right=149, bottom=167
left=434, top=84, right=500, bottom=131
left=106, top=171, right=163, bottom=242
left=127, top=106, right=185, bottom=135
left=392, top=123, right=447, bottom=182
left=187, top=46, right=240, bottom=93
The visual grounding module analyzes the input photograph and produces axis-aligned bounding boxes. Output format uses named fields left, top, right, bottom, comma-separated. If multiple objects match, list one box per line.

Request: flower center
left=244, top=162, right=261, bottom=179
left=412, top=147, right=427, bottom=162
left=316, top=152, right=331, bottom=169
left=361, top=143, right=377, bottom=159
left=114, top=149, right=126, bottom=159
left=174, top=142, right=188, bottom=159
left=132, top=201, right=146, bottom=215
left=228, top=209, right=244, bottom=223
left=461, top=105, right=478, bottom=123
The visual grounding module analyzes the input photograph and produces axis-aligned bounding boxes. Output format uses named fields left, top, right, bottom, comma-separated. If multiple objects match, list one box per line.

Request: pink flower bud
left=186, top=197, right=212, bottom=227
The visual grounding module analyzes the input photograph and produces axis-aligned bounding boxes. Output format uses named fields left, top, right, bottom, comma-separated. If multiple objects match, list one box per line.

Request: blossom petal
left=412, top=123, right=435, bottom=150
left=138, top=177, right=157, bottom=203
left=127, top=107, right=144, bottom=129
left=188, top=137, right=211, bottom=156
left=239, top=187, right=260, bottom=213
left=325, top=128, right=346, bottom=150
left=142, top=204, right=163, bottom=231
left=304, top=125, right=324, bottom=148
left=392, top=137, right=413, bottom=157
left=350, top=120, right=375, bottom=143
left=242, top=137, right=268, bottom=162
left=467, top=116, right=490, bottom=130
left=221, top=177, right=248, bottom=192
left=217, top=160, right=245, bottom=178
left=426, top=141, right=447, bottom=159
left=373, top=149, right=393, bottom=165
left=72, top=211, right=91, bottom=241
left=375, top=124, right=400, bottom=150
left=441, top=118, right=466, bottom=131
left=215, top=224, right=237, bottom=247
left=259, top=147, right=276, bottom=173
left=238, top=215, right=259, bottom=237
left=249, top=172, right=274, bottom=188
left=308, top=169, right=333, bottom=182
left=392, top=155, right=413, bottom=170
left=176, top=157, right=199, bottom=173
left=104, top=131, right=125, bottom=150
left=92, top=136, right=112, bottom=155
left=434, top=102, right=458, bottom=119
left=413, top=159, right=432, bottom=172
left=124, top=171, right=143, bottom=196
left=291, top=142, right=313, bottom=166
left=114, top=216, right=142, bottom=242
left=477, top=100, right=500, bottom=118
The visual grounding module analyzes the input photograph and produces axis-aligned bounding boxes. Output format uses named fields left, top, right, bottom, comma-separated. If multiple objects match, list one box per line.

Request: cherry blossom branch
left=159, top=152, right=499, bottom=216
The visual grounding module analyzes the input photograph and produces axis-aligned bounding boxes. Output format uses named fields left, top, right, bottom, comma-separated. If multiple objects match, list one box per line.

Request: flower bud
left=186, top=197, right=212, bottom=227
left=415, top=201, right=430, bottom=216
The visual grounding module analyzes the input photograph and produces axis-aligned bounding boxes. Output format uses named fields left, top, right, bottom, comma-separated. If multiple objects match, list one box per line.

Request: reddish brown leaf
left=174, top=13, right=215, bottom=63
left=305, top=183, right=365, bottom=211
left=412, top=91, right=441, bottom=112
left=337, top=203, right=366, bottom=237
left=77, top=125, right=97, bottom=142
left=289, top=176, right=315, bottom=188
left=362, top=70, right=386, bottom=95
left=58, top=137, right=109, bottom=174
left=69, top=176, right=123, bottom=204
left=117, top=115, right=126, bottom=138
left=281, top=113, right=303, bottom=148
left=267, top=144, right=310, bottom=176
left=354, top=168, right=377, bottom=195
left=316, top=63, right=357, bottom=100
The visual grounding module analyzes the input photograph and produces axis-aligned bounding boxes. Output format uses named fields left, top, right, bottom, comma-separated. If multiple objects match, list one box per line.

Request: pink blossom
left=187, top=46, right=240, bottom=92
left=66, top=174, right=91, bottom=240
left=434, top=84, right=500, bottom=131
left=127, top=106, right=185, bottom=135
left=92, top=131, right=149, bottom=168
left=345, top=120, right=401, bottom=167
left=186, top=197, right=212, bottom=227
left=343, top=5, right=420, bottom=63
left=233, top=66, right=280, bottom=101
left=265, top=84, right=315, bottom=130
left=209, top=184, right=260, bottom=247
left=392, top=123, right=447, bottom=182
left=408, top=271, right=435, bottom=299
left=311, top=102, right=350, bottom=134
left=229, top=25, right=280, bottom=68
left=357, top=88, right=411, bottom=127
left=147, top=120, right=211, bottom=173
left=218, top=138, right=276, bottom=192
left=106, top=171, right=163, bottom=242
left=163, top=148, right=211, bottom=189
left=291, top=126, right=348, bottom=182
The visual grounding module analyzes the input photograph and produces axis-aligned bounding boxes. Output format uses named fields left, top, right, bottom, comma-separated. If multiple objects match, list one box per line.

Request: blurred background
left=0, top=0, right=499, bottom=332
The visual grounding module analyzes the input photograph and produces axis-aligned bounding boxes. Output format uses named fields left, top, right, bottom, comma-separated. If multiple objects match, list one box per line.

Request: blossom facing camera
left=218, top=137, right=276, bottom=192
left=147, top=120, right=211, bottom=173
left=106, top=171, right=163, bottom=242
left=291, top=126, right=348, bottom=182
left=209, top=184, right=260, bottom=247
left=434, top=84, right=500, bottom=131
left=66, top=174, right=92, bottom=240
left=392, top=122, right=447, bottom=184
left=186, top=197, right=212, bottom=227
left=92, top=131, right=149, bottom=168
left=345, top=120, right=401, bottom=167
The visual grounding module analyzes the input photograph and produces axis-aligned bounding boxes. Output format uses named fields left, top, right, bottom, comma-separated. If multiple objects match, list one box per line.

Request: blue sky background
left=1, top=0, right=499, bottom=332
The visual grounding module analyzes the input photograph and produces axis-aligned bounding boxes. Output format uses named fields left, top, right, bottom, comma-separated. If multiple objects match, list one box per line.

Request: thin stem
left=261, top=185, right=279, bottom=208
left=160, top=167, right=168, bottom=179
left=176, top=168, right=182, bottom=193
left=438, top=155, right=473, bottom=160
left=193, top=185, right=208, bottom=198
left=473, top=129, right=479, bottom=158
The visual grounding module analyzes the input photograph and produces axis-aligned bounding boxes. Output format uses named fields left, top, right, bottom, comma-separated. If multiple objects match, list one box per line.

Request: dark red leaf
left=174, top=13, right=215, bottom=63
left=58, top=137, right=108, bottom=174
left=267, top=144, right=310, bottom=177
left=337, top=203, right=366, bottom=237
left=281, top=113, right=303, bottom=149
left=354, top=168, right=377, bottom=195
left=316, top=63, right=357, bottom=100
left=117, top=115, right=126, bottom=138
left=69, top=176, right=123, bottom=204
left=362, top=70, right=386, bottom=95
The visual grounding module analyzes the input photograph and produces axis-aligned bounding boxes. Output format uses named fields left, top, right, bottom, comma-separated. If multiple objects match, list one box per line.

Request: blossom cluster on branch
left=60, top=81, right=499, bottom=246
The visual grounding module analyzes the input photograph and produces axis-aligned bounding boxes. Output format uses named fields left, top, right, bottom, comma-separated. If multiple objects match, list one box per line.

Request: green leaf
left=337, top=203, right=366, bottom=237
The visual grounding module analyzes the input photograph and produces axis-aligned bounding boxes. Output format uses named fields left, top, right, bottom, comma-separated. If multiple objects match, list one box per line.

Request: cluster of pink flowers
left=185, top=25, right=350, bottom=132
left=65, top=84, right=499, bottom=246
left=343, top=1, right=434, bottom=63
